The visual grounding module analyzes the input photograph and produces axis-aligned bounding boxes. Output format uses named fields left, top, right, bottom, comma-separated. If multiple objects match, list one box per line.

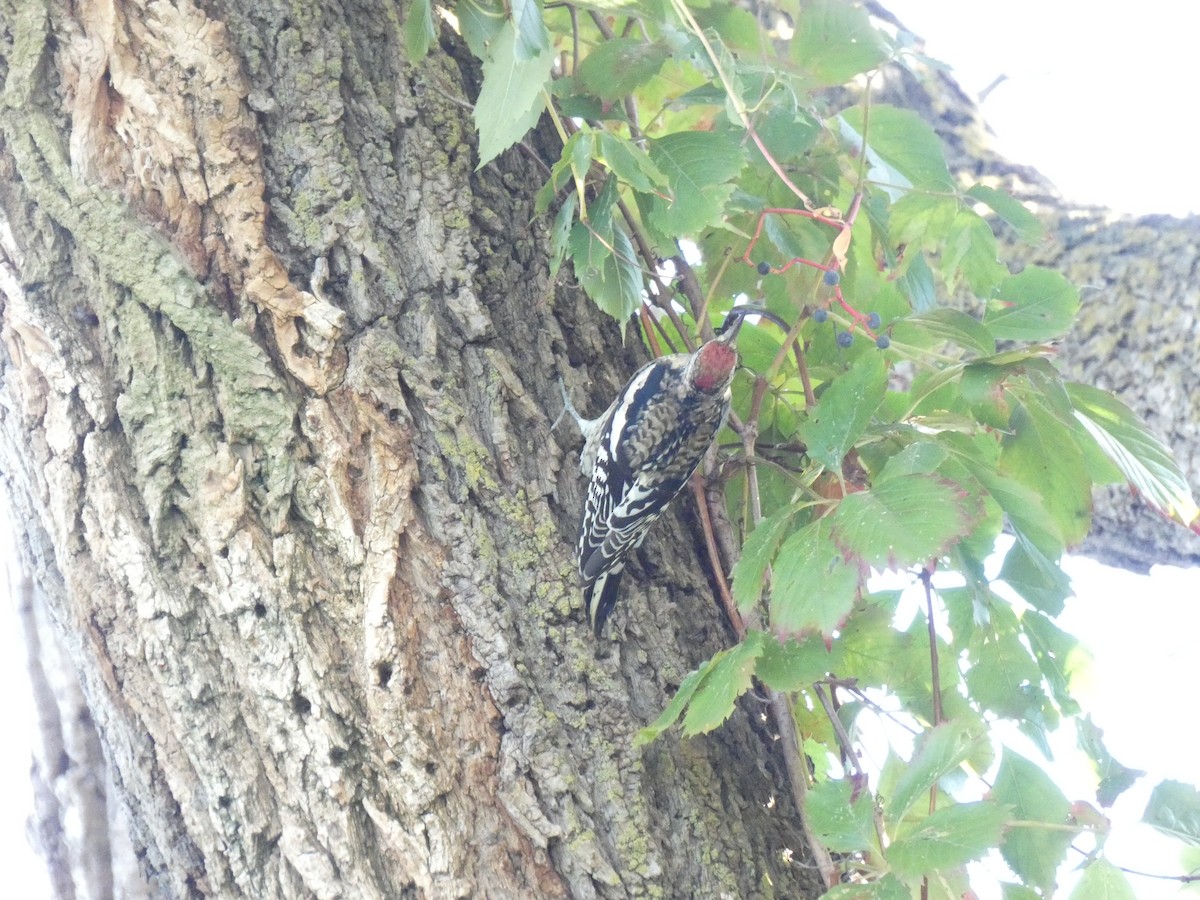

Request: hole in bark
left=424, top=761, right=437, bottom=776
left=330, top=747, right=347, bottom=765
left=388, top=408, right=401, bottom=422
left=218, top=545, right=229, bottom=559
left=376, top=662, right=393, bottom=687
left=253, top=602, right=267, bottom=618
left=348, top=464, right=363, bottom=479
left=218, top=795, right=231, bottom=809
left=291, top=693, right=312, bottom=716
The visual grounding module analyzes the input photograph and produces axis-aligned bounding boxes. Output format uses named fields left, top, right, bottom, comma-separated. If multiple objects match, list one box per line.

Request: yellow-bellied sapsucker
left=560, top=313, right=747, bottom=636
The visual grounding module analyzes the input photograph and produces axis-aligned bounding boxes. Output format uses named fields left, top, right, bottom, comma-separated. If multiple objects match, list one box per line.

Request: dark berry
left=812, top=307, right=829, bottom=323
left=822, top=269, right=840, bottom=286
left=866, top=312, right=882, bottom=329
left=836, top=330, right=854, bottom=348
left=875, top=335, right=890, bottom=349
left=757, top=261, right=771, bottom=276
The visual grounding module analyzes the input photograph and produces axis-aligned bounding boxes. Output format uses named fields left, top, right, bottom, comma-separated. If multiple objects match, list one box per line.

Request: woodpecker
left=560, top=312, right=748, bottom=636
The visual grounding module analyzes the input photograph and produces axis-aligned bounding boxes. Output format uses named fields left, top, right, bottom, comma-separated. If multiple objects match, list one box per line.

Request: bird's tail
left=585, top=567, right=625, bottom=637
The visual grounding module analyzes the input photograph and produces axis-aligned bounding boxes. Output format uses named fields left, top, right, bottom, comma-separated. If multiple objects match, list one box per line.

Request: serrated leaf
left=510, top=0, right=549, bottom=59
left=806, top=778, right=876, bottom=852
left=993, top=749, right=1076, bottom=893
left=681, top=632, right=766, bottom=736
left=1022, top=610, right=1086, bottom=717
left=998, top=533, right=1071, bottom=614
left=999, top=401, right=1093, bottom=547
left=899, top=252, right=937, bottom=311
left=967, top=183, right=1045, bottom=243
left=1069, top=858, right=1136, bottom=900
left=647, top=132, right=746, bottom=235
left=731, top=508, right=793, bottom=613
left=791, top=0, right=891, bottom=86
left=984, top=267, right=1080, bottom=340
left=576, top=38, right=671, bottom=101
left=634, top=662, right=714, bottom=746
left=769, top=518, right=860, bottom=635
left=1067, top=382, right=1200, bottom=530
left=886, top=801, right=1010, bottom=877
left=548, top=192, right=577, bottom=281
left=887, top=720, right=987, bottom=821
left=945, top=207, right=1006, bottom=296
left=893, top=308, right=995, bottom=358
left=596, top=132, right=667, bottom=194
left=964, top=620, right=1042, bottom=719
left=754, top=634, right=836, bottom=692
left=474, top=24, right=552, bottom=167
left=1076, top=717, right=1144, bottom=808
left=1143, top=780, right=1200, bottom=845
left=567, top=212, right=643, bottom=326
left=404, top=0, right=436, bottom=60
left=842, top=105, right=954, bottom=191
left=458, top=0, right=507, bottom=59
left=877, top=440, right=948, bottom=481
left=831, top=475, right=979, bottom=569
left=800, top=350, right=887, bottom=472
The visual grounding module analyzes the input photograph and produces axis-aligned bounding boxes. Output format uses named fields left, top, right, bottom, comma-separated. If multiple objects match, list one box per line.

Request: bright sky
left=3, top=3, right=1198, bottom=897
left=886, top=0, right=1200, bottom=218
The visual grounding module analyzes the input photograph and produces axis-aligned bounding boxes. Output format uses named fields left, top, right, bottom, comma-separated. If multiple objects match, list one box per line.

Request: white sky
left=3, top=3, right=1199, bottom=897
left=887, top=0, right=1200, bottom=217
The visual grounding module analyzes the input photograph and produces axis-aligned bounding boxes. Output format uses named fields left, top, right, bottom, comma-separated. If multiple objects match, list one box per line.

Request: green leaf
left=1076, top=717, right=1144, bottom=808
left=567, top=192, right=643, bottom=326
left=1067, top=382, right=1200, bottom=530
left=730, top=508, right=793, bottom=613
left=1022, top=610, right=1086, bottom=716
left=647, top=131, right=746, bottom=235
left=509, top=0, right=549, bottom=60
left=681, top=632, right=766, bottom=737
left=842, top=105, right=954, bottom=191
left=404, top=0, right=436, bottom=61
left=984, top=267, right=1080, bottom=340
left=886, top=801, right=1010, bottom=878
left=799, top=350, right=887, bottom=472
left=964, top=620, right=1042, bottom=719
left=999, top=401, right=1093, bottom=547
left=806, top=777, right=876, bottom=853
left=1143, top=780, right=1200, bottom=845
left=887, top=720, right=987, bottom=822
left=548, top=192, right=577, bottom=281
left=474, top=24, right=552, bottom=167
left=998, top=534, right=1071, bottom=615
left=576, top=38, right=671, bottom=102
left=892, top=308, right=995, bottom=358
left=1069, top=858, right=1136, bottom=900
left=967, top=183, right=1045, bottom=243
left=1001, top=886, right=1042, bottom=900
left=821, top=875, right=910, bottom=900
left=791, top=0, right=891, bottom=86
left=831, top=475, right=979, bottom=569
left=457, top=0, right=507, bottom=59
left=596, top=132, right=667, bottom=194
left=634, top=662, right=713, bottom=746
left=769, top=518, right=860, bottom=635
left=754, top=634, right=836, bottom=692
left=944, top=207, right=1007, bottom=297
left=877, top=440, right=948, bottom=481
left=993, top=749, right=1076, bottom=893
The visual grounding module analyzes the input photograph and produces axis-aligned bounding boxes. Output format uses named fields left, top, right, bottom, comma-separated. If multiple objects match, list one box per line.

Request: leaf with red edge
left=830, top=475, right=981, bottom=569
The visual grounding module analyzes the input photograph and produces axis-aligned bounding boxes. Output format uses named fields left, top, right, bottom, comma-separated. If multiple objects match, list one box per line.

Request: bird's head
left=690, top=314, right=744, bottom=393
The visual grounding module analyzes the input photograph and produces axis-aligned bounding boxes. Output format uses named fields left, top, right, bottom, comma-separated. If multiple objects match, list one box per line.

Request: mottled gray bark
left=0, top=0, right=817, bottom=897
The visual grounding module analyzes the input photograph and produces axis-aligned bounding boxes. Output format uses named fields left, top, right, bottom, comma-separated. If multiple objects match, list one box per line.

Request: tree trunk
left=0, top=1, right=818, bottom=896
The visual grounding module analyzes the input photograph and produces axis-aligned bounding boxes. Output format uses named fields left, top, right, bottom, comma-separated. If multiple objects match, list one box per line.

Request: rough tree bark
left=0, top=1, right=819, bottom=897
left=2, top=2, right=1196, bottom=899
